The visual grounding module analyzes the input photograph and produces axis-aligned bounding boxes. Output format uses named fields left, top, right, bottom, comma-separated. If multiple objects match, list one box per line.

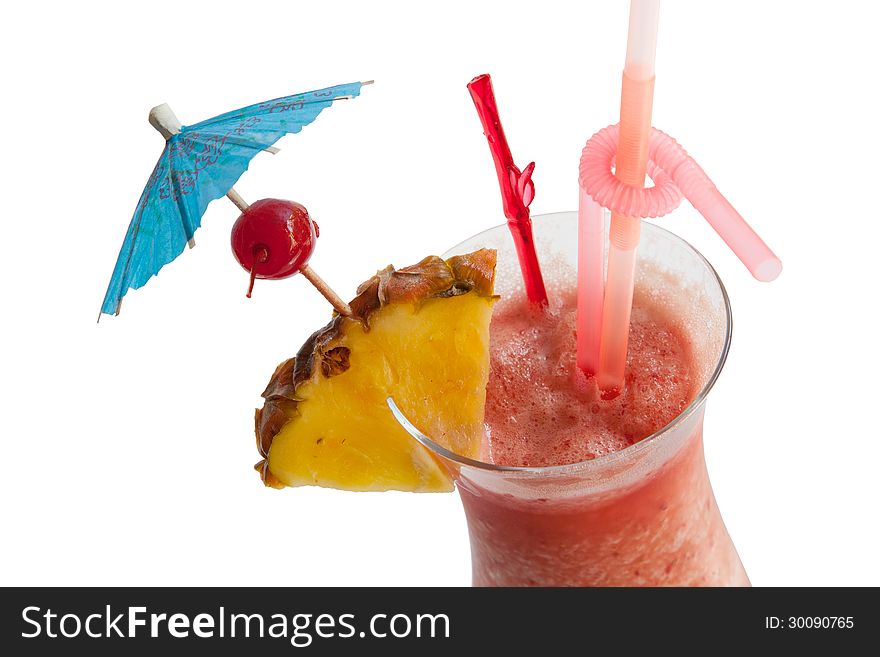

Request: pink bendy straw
left=576, top=188, right=604, bottom=376
left=595, top=0, right=660, bottom=397
left=577, top=0, right=782, bottom=392
left=579, top=125, right=783, bottom=282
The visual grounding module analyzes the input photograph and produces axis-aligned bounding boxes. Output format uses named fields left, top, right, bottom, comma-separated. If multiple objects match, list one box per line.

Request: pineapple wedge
left=255, top=249, right=496, bottom=492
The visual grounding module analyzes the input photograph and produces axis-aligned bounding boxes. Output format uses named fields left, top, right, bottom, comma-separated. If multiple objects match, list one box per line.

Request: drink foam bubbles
left=484, top=263, right=697, bottom=468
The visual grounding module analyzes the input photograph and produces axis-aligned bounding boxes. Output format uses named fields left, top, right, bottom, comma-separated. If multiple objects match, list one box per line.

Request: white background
left=2, top=0, right=878, bottom=586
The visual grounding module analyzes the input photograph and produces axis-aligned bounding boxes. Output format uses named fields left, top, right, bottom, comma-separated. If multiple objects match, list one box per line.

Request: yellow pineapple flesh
left=255, top=249, right=496, bottom=492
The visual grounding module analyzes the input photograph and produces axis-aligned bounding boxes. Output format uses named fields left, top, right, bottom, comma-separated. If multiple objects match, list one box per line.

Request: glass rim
left=388, top=213, right=733, bottom=476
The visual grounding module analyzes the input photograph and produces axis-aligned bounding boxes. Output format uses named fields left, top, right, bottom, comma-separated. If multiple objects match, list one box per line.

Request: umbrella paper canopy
left=101, top=81, right=364, bottom=317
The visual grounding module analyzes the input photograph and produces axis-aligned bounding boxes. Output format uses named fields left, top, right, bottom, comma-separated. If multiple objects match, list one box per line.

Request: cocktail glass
left=390, top=211, right=748, bottom=586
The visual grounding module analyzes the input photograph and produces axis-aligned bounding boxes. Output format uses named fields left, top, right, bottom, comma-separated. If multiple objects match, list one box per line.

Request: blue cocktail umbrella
left=100, top=81, right=367, bottom=318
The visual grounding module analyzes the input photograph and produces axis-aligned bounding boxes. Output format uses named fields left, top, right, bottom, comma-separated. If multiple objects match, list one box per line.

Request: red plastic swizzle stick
left=468, top=74, right=548, bottom=306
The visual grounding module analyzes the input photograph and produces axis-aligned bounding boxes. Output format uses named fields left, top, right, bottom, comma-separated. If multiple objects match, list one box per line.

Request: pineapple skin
left=254, top=249, right=497, bottom=493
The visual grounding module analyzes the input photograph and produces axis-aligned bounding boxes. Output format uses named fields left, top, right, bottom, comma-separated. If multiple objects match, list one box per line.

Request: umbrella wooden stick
left=299, top=266, right=352, bottom=317
left=225, top=188, right=249, bottom=213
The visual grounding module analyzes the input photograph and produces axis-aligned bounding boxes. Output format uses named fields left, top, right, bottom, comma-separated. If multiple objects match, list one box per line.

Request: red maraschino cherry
left=229, top=197, right=351, bottom=316
left=231, top=199, right=318, bottom=297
